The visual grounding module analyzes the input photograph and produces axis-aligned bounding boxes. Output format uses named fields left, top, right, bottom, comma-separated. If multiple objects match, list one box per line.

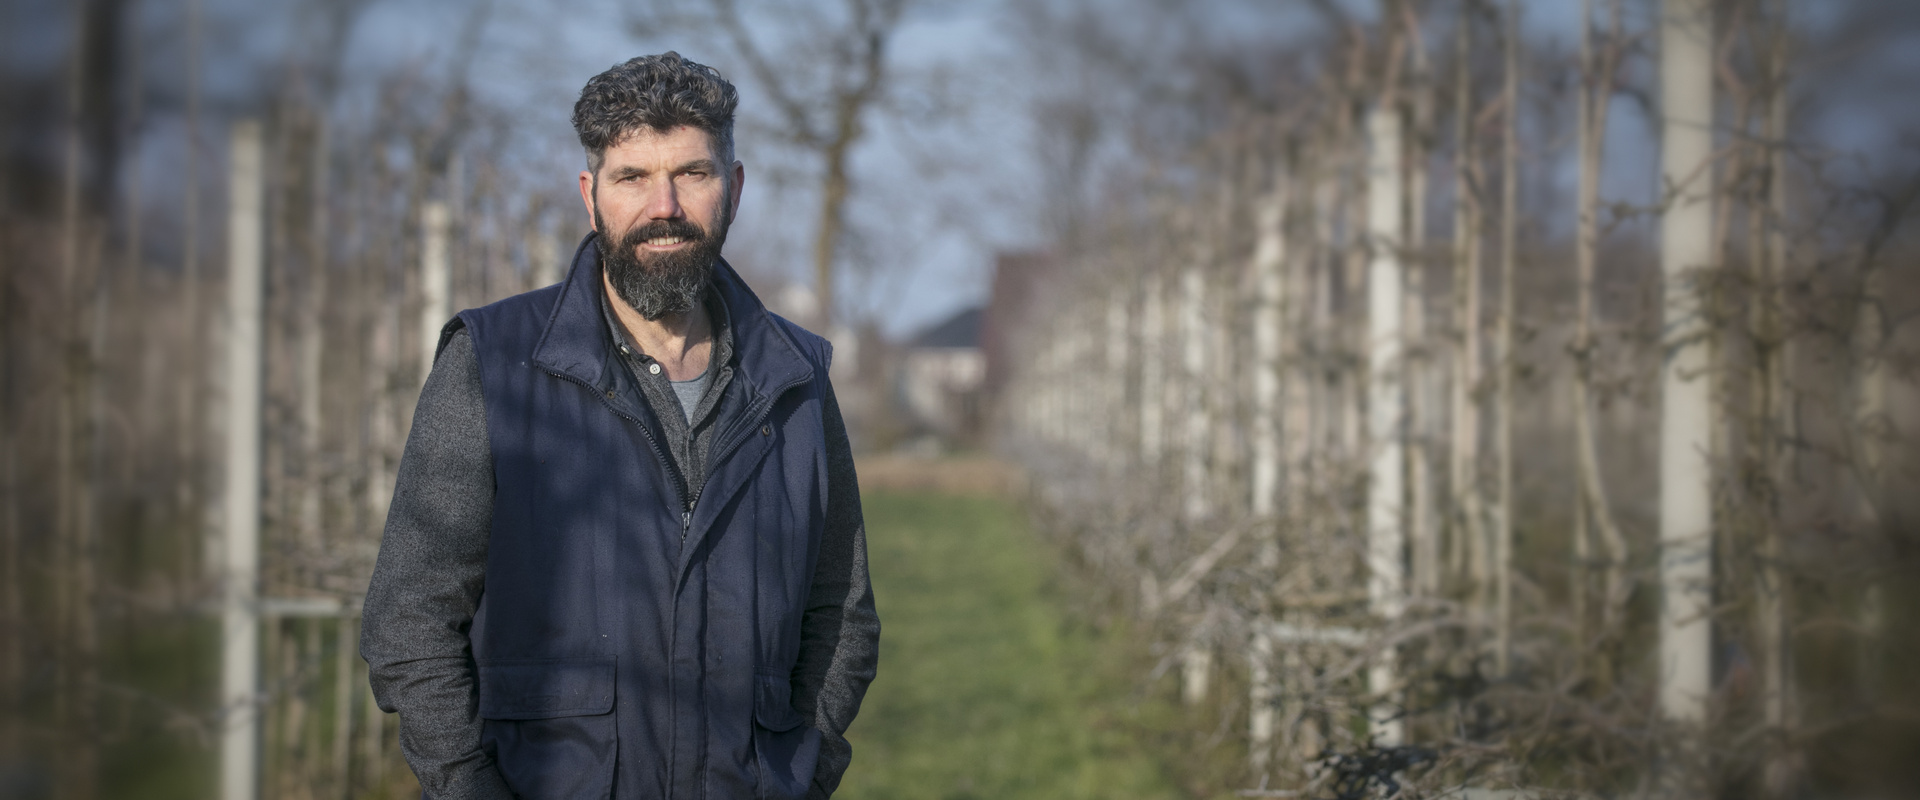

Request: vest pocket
left=478, top=656, right=617, bottom=800
left=752, top=671, right=821, bottom=800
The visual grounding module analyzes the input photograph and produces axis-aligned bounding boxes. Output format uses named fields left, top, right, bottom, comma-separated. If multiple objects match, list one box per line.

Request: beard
left=597, top=194, right=730, bottom=321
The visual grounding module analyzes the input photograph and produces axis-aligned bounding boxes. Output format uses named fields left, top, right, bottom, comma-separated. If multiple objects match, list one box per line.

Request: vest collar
left=532, top=232, right=815, bottom=405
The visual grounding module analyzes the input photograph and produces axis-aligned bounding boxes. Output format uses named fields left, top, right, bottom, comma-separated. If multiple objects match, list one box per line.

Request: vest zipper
left=683, top=425, right=698, bottom=541
left=539, top=367, right=690, bottom=515
left=545, top=363, right=807, bottom=545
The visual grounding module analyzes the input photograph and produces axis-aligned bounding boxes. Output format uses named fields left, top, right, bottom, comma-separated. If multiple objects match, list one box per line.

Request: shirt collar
left=597, top=269, right=735, bottom=376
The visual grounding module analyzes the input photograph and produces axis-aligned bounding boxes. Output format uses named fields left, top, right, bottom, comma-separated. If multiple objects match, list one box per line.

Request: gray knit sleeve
left=360, top=330, right=513, bottom=800
left=792, top=379, right=881, bottom=799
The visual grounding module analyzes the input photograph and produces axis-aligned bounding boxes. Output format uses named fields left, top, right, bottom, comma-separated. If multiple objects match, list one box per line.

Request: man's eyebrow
left=606, top=160, right=717, bottom=178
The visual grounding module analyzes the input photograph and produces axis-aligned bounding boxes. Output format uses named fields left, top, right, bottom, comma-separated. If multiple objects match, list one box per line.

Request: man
left=362, top=52, right=880, bottom=800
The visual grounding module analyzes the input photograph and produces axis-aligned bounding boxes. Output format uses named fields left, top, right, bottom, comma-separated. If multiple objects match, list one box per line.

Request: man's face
left=579, top=125, right=745, bottom=320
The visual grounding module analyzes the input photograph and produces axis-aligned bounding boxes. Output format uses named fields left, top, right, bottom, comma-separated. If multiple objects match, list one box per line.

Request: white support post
left=420, top=200, right=451, bottom=383
left=1139, top=272, right=1165, bottom=466
left=220, top=118, right=265, bottom=800
left=530, top=214, right=560, bottom=289
left=1106, top=286, right=1130, bottom=471
left=1658, top=0, right=1715, bottom=726
left=1364, top=106, right=1407, bottom=745
left=1251, top=188, right=1287, bottom=519
left=1180, top=642, right=1213, bottom=706
left=1249, top=629, right=1275, bottom=772
left=1181, top=267, right=1210, bottom=522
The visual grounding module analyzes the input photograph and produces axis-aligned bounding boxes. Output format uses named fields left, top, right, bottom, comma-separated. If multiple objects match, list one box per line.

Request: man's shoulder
left=480, top=281, right=566, bottom=317
left=711, top=258, right=832, bottom=375
left=459, top=283, right=566, bottom=337
left=755, top=309, right=834, bottom=374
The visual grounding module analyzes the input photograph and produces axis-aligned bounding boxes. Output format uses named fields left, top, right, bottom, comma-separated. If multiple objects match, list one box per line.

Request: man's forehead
left=602, top=125, right=720, bottom=164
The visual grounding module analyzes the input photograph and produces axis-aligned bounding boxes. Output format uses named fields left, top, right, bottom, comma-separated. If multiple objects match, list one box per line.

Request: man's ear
left=578, top=170, right=599, bottom=232
left=727, top=161, right=745, bottom=224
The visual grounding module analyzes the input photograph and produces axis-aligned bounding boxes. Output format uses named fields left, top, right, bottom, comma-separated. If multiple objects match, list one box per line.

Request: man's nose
left=642, top=178, right=682, bottom=220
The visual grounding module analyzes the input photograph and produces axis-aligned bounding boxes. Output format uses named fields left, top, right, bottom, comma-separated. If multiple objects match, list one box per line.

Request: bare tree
left=1398, top=0, right=1441, bottom=603
left=1449, top=4, right=1487, bottom=612
left=631, top=0, right=908, bottom=332
left=1573, top=0, right=1631, bottom=651
left=1750, top=4, right=1798, bottom=793
left=1493, top=0, right=1520, bottom=680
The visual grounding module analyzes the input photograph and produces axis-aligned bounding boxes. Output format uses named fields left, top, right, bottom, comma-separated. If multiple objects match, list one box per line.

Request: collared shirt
left=598, top=285, right=735, bottom=513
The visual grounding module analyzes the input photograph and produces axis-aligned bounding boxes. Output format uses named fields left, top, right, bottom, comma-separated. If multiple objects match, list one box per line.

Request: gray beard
left=596, top=205, right=728, bottom=321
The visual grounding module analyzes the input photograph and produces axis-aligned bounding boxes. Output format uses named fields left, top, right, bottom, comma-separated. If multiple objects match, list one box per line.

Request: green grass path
left=835, top=490, right=1177, bottom=800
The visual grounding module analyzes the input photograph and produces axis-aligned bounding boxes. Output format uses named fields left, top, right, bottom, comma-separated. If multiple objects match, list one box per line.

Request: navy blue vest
left=451, top=234, right=832, bottom=800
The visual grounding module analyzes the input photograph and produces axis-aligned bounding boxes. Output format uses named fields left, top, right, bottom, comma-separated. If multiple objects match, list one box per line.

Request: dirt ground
left=853, top=454, right=1028, bottom=497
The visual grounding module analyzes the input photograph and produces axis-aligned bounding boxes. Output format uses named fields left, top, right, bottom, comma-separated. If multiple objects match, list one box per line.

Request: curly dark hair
left=572, top=52, right=738, bottom=174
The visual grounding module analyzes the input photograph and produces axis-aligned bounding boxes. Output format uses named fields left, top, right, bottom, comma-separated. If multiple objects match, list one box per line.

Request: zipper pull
left=680, top=487, right=701, bottom=541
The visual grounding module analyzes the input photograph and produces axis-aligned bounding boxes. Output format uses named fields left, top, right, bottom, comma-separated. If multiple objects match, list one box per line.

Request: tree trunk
left=1494, top=0, right=1521, bottom=678
left=1405, top=22, right=1438, bottom=600
left=1574, top=0, right=1631, bottom=641
left=333, top=616, right=356, bottom=800
left=363, top=681, right=386, bottom=789
left=305, top=116, right=331, bottom=561
left=813, top=139, right=851, bottom=332
left=56, top=3, right=106, bottom=791
left=1206, top=184, right=1240, bottom=518
left=179, top=0, right=206, bottom=594
left=53, top=0, right=82, bottom=786
left=1283, top=154, right=1313, bottom=515
left=1755, top=12, right=1798, bottom=792
left=1, top=309, right=17, bottom=759
left=1657, top=0, right=1717, bottom=726
left=1310, top=169, right=1338, bottom=488
left=1450, top=10, right=1486, bottom=605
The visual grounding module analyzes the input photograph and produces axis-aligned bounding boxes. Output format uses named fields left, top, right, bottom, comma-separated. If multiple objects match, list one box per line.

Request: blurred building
left=978, top=250, right=1061, bottom=446
left=898, top=305, right=986, bottom=447
left=980, top=251, right=1057, bottom=399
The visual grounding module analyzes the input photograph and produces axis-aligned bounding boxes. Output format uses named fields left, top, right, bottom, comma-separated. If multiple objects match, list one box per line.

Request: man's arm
left=360, top=330, right=513, bottom=800
left=791, top=380, right=882, bottom=800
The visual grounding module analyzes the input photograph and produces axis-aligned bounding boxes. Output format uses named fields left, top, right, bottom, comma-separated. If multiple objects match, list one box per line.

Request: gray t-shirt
left=670, top=368, right=711, bottom=425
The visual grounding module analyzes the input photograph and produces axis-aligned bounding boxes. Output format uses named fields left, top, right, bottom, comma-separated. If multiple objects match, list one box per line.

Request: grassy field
left=836, top=489, right=1179, bottom=800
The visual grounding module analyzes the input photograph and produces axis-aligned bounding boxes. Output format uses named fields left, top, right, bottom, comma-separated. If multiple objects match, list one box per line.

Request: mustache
left=619, top=218, right=707, bottom=248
